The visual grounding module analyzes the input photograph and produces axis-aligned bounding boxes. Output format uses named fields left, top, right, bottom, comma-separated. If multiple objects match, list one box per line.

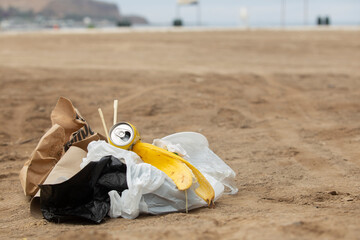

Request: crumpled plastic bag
left=152, top=139, right=188, bottom=157
left=158, top=132, right=238, bottom=194
left=40, top=155, right=127, bottom=223
left=81, top=132, right=237, bottom=219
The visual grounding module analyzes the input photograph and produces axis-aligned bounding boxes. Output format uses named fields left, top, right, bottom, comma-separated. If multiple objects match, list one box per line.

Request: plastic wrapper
left=40, top=155, right=127, bottom=223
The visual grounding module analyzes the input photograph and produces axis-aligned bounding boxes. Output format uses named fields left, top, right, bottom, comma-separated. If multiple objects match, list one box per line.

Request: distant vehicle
left=173, top=19, right=183, bottom=27
left=117, top=20, right=131, bottom=27
left=317, top=16, right=331, bottom=26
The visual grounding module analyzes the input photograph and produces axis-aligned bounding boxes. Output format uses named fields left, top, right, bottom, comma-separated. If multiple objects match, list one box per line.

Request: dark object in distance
left=317, top=16, right=331, bottom=26
left=317, top=17, right=323, bottom=25
left=173, top=19, right=183, bottom=27
left=117, top=20, right=132, bottom=27
left=40, top=155, right=127, bottom=223
left=324, top=16, right=330, bottom=25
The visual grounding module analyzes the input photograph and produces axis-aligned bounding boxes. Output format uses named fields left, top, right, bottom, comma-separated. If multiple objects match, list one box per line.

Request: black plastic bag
left=39, top=155, right=127, bottom=223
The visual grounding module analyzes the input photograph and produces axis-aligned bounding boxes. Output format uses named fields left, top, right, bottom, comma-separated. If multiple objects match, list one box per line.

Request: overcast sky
left=103, top=0, right=360, bottom=26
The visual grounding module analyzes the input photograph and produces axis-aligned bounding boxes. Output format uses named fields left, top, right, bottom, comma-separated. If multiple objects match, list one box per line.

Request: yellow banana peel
left=132, top=142, right=193, bottom=191
left=178, top=158, right=215, bottom=206
left=132, top=142, right=215, bottom=205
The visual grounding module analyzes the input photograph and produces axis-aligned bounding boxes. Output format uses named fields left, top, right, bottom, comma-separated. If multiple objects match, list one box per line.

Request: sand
left=0, top=29, right=359, bottom=239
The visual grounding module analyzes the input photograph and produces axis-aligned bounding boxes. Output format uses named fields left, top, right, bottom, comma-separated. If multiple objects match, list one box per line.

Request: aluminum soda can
left=109, top=122, right=141, bottom=150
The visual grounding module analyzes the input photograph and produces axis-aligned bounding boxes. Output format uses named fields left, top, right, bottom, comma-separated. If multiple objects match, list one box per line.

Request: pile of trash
left=20, top=97, right=237, bottom=223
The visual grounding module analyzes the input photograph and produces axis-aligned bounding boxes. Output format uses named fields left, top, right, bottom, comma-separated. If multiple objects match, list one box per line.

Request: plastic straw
left=98, top=108, right=110, bottom=141
left=185, top=190, right=188, bottom=213
left=113, top=99, right=118, bottom=125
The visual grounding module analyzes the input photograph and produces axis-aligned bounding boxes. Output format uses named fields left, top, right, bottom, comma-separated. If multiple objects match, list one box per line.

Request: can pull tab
left=109, top=122, right=140, bottom=150
left=114, top=128, right=131, bottom=142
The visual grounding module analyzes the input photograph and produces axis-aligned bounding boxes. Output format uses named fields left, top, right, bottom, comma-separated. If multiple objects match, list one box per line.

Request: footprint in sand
left=212, top=108, right=252, bottom=129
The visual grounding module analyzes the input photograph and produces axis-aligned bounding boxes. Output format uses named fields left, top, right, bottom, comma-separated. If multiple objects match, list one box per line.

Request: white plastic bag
left=108, top=163, right=166, bottom=219
left=81, top=131, right=237, bottom=219
left=80, top=140, right=142, bottom=169
left=156, top=132, right=238, bottom=194
left=152, top=139, right=188, bottom=157
left=82, top=141, right=208, bottom=219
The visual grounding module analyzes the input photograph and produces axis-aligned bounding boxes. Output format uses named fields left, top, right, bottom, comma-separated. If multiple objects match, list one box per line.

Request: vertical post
left=176, top=3, right=180, bottom=19
left=197, top=1, right=201, bottom=26
left=304, top=0, right=308, bottom=26
left=240, top=8, right=249, bottom=28
left=281, top=0, right=284, bottom=28
left=281, top=0, right=286, bottom=28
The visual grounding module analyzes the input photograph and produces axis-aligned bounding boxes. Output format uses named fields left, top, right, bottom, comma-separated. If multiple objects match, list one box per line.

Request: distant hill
left=40, top=0, right=120, bottom=21
left=121, top=15, right=148, bottom=25
left=0, top=0, right=51, bottom=12
left=0, top=0, right=148, bottom=24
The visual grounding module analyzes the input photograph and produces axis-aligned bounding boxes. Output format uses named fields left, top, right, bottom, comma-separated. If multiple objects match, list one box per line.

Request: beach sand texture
left=0, top=29, right=359, bottom=239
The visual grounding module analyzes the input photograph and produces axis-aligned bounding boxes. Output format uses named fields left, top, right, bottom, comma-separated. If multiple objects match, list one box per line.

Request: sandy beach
left=0, top=29, right=359, bottom=239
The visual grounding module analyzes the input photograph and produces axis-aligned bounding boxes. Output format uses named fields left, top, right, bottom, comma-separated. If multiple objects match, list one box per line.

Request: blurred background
left=0, top=0, right=359, bottom=31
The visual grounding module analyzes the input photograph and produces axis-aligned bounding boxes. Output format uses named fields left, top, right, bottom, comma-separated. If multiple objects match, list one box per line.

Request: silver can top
left=109, top=123, right=135, bottom=147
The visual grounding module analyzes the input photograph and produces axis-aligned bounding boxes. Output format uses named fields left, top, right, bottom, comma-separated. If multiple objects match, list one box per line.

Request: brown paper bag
left=30, top=146, right=87, bottom=218
left=19, top=97, right=104, bottom=196
left=19, top=124, right=65, bottom=196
